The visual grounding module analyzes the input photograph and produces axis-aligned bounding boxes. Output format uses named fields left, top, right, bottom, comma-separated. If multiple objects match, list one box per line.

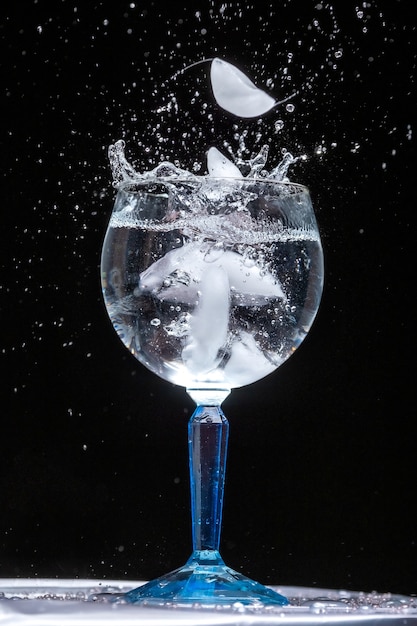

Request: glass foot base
left=124, top=551, right=288, bottom=608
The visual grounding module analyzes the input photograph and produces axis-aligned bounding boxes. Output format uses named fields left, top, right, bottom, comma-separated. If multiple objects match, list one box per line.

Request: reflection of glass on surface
left=1, top=580, right=417, bottom=624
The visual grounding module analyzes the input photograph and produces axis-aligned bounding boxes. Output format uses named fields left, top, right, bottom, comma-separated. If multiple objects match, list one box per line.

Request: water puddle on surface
left=1, top=582, right=416, bottom=613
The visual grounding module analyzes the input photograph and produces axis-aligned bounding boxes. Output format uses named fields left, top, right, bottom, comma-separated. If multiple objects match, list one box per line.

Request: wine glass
left=100, top=175, right=324, bottom=608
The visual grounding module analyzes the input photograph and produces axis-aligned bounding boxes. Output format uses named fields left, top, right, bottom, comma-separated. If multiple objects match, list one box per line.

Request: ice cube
left=207, top=147, right=243, bottom=178
left=224, top=331, right=279, bottom=386
left=139, top=241, right=286, bottom=306
left=210, top=58, right=276, bottom=118
left=182, top=265, right=230, bottom=375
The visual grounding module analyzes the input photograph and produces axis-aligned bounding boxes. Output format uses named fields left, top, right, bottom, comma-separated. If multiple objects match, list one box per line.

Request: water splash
left=109, top=140, right=298, bottom=186
left=109, top=57, right=301, bottom=187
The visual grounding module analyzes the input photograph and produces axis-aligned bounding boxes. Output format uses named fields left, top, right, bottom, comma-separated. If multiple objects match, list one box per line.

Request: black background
left=1, top=0, right=416, bottom=596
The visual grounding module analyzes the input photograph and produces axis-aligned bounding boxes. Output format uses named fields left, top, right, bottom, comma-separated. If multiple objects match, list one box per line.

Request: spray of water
left=109, top=57, right=300, bottom=186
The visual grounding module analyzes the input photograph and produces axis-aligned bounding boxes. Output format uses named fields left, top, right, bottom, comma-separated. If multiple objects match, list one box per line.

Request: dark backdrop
left=1, top=0, right=416, bottom=595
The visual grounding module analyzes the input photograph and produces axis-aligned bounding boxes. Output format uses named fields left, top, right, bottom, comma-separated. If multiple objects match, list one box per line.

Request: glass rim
left=114, top=176, right=310, bottom=195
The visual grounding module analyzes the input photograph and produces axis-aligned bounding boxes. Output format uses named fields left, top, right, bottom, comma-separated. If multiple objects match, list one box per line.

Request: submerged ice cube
left=210, top=58, right=276, bottom=118
left=138, top=241, right=286, bottom=306
left=182, top=265, right=230, bottom=375
left=224, top=331, right=279, bottom=385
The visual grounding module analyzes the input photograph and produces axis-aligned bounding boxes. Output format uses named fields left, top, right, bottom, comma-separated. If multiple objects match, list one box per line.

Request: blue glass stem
left=188, top=405, right=228, bottom=556
left=123, top=399, right=289, bottom=606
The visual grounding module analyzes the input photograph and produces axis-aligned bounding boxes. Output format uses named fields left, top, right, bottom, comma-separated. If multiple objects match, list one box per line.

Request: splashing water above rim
left=109, top=57, right=304, bottom=188
left=108, top=139, right=300, bottom=188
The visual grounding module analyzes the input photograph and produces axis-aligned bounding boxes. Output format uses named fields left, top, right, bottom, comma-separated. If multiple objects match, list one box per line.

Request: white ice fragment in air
left=182, top=265, right=230, bottom=375
left=210, top=58, right=276, bottom=118
left=207, top=147, right=242, bottom=178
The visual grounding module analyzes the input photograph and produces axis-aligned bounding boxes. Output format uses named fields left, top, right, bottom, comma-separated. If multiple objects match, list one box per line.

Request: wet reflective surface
left=1, top=580, right=417, bottom=624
